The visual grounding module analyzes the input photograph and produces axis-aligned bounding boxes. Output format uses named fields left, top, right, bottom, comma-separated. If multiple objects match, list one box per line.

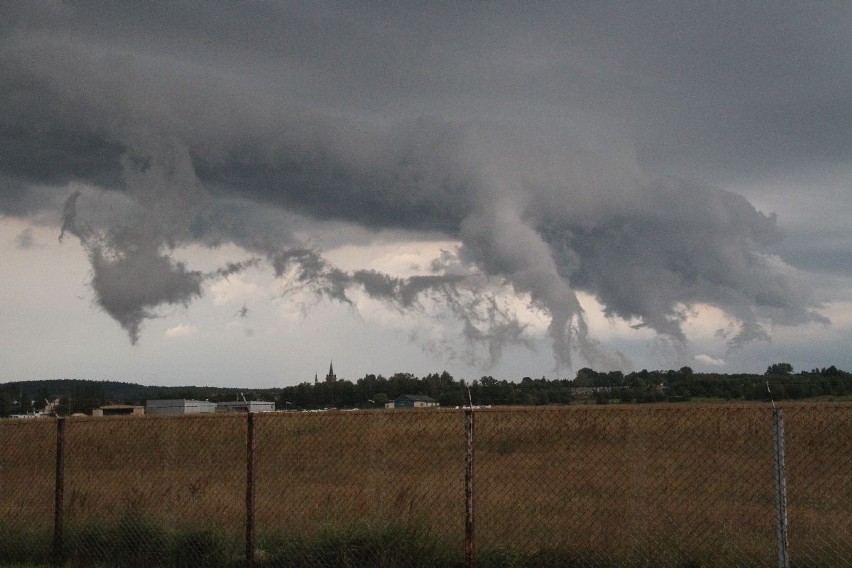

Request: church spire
left=325, top=361, right=337, bottom=383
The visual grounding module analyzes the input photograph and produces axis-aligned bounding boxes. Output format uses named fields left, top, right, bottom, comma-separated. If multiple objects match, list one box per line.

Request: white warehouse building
left=216, top=401, right=276, bottom=413
left=145, top=399, right=217, bottom=415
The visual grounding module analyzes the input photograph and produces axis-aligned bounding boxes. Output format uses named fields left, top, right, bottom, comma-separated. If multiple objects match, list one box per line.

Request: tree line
left=2, top=363, right=850, bottom=416
left=276, top=363, right=850, bottom=409
left=277, top=371, right=576, bottom=409
left=573, top=364, right=852, bottom=404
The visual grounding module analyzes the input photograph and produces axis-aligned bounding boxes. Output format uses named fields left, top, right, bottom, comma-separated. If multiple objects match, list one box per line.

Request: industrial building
left=387, top=394, right=439, bottom=409
left=145, top=399, right=216, bottom=415
left=216, top=401, right=275, bottom=413
left=92, top=405, right=144, bottom=417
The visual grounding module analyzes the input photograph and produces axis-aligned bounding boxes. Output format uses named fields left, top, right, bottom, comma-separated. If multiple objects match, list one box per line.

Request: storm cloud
left=2, top=2, right=848, bottom=370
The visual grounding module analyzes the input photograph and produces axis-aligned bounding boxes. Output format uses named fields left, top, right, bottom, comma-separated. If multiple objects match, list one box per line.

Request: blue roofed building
left=389, top=394, right=439, bottom=409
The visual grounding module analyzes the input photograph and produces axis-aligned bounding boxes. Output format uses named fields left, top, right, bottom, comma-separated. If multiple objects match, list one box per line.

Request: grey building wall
left=216, top=401, right=276, bottom=413
left=145, top=399, right=216, bottom=415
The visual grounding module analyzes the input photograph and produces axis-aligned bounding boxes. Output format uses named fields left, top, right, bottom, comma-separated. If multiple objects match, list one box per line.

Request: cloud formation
left=165, top=324, right=198, bottom=338
left=695, top=354, right=726, bottom=368
left=2, top=2, right=845, bottom=370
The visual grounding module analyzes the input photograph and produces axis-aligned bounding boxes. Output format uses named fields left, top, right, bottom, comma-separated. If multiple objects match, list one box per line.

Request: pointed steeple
left=325, top=361, right=337, bottom=382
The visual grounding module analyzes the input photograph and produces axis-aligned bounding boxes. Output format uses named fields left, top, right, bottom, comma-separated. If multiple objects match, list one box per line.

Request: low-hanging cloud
left=59, top=191, right=204, bottom=343
left=2, top=2, right=842, bottom=370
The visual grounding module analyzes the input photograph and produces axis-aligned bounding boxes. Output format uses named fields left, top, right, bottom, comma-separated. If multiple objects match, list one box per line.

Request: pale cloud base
left=165, top=323, right=198, bottom=338
left=209, top=274, right=261, bottom=306
left=695, top=354, right=726, bottom=367
left=3, top=216, right=852, bottom=386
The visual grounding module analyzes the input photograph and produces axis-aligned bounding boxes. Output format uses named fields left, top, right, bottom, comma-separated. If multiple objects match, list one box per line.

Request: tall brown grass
left=1, top=402, right=849, bottom=566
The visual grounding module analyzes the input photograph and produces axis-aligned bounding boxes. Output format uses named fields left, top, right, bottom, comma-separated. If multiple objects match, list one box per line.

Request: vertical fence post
left=246, top=412, right=256, bottom=567
left=53, top=417, right=66, bottom=568
left=773, top=407, right=790, bottom=568
left=464, top=408, right=475, bottom=568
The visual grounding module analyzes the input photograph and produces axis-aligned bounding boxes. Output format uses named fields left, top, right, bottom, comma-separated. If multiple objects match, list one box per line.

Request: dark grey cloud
left=88, top=240, right=203, bottom=344
left=59, top=191, right=201, bottom=342
left=621, top=3, right=852, bottom=182
left=544, top=180, right=826, bottom=342
left=2, top=2, right=847, bottom=369
left=272, top=249, right=532, bottom=366
left=59, top=190, right=88, bottom=242
left=351, top=271, right=463, bottom=309
left=14, top=227, right=35, bottom=249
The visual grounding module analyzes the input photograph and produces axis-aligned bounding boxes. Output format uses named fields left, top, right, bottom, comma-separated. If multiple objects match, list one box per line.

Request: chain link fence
left=0, top=403, right=849, bottom=567
left=476, top=406, right=779, bottom=567
left=783, top=405, right=851, bottom=567
left=0, top=418, right=55, bottom=565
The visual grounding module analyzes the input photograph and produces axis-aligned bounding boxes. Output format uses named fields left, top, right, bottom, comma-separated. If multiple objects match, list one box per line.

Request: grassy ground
left=1, top=403, right=849, bottom=566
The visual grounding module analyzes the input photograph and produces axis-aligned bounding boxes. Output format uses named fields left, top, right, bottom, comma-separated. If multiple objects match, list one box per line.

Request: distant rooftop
left=396, top=394, right=437, bottom=402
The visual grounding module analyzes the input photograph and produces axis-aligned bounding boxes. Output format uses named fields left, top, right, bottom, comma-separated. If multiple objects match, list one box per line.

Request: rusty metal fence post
left=773, top=407, right=790, bottom=568
left=52, top=417, right=66, bottom=568
left=246, top=412, right=256, bottom=566
left=464, top=408, right=475, bottom=568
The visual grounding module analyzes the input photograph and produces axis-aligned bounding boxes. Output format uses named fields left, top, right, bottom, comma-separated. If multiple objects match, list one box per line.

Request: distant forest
left=1, top=363, right=850, bottom=416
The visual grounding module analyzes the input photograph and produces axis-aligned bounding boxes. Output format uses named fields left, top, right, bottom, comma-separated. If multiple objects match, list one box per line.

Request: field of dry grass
left=1, top=402, right=849, bottom=566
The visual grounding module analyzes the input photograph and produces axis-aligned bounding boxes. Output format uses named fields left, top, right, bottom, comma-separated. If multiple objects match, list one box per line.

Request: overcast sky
left=2, top=2, right=851, bottom=387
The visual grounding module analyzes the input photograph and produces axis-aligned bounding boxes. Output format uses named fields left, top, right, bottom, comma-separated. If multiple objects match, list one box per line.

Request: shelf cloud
left=3, top=2, right=847, bottom=371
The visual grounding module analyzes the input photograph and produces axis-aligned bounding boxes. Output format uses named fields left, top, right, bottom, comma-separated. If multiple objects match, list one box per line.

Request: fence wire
left=783, top=404, right=852, bottom=567
left=0, top=418, right=55, bottom=565
left=476, top=406, right=777, bottom=567
left=59, top=413, right=247, bottom=566
left=0, top=403, right=849, bottom=567
left=254, top=409, right=464, bottom=567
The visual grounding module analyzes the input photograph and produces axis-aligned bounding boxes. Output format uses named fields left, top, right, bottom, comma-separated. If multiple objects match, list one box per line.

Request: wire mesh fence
left=0, top=418, right=55, bottom=565
left=783, top=404, right=852, bottom=567
left=475, top=406, right=779, bottom=567
left=0, top=403, right=849, bottom=567
left=61, top=413, right=247, bottom=566
left=253, top=409, right=465, bottom=567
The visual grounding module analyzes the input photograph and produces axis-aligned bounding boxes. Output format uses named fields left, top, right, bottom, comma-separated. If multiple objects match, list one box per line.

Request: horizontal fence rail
left=0, top=403, right=849, bottom=567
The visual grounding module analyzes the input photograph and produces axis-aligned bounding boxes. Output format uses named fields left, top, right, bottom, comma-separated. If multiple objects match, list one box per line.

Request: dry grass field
left=1, top=402, right=849, bottom=566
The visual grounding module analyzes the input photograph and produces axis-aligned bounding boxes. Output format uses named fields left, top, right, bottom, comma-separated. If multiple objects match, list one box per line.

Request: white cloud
left=576, top=292, right=656, bottom=342
left=209, top=275, right=261, bottom=305
left=165, top=323, right=198, bottom=337
left=819, top=301, right=852, bottom=330
left=678, top=303, right=733, bottom=340
left=324, top=240, right=459, bottom=277
left=695, top=354, right=725, bottom=367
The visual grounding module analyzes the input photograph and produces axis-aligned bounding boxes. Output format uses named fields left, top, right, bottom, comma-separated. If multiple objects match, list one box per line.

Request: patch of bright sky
left=5, top=216, right=850, bottom=386
left=164, top=323, right=198, bottom=338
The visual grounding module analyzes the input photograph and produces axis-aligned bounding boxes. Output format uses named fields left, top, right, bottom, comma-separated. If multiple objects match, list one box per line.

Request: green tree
left=766, top=363, right=793, bottom=376
left=574, top=368, right=597, bottom=386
